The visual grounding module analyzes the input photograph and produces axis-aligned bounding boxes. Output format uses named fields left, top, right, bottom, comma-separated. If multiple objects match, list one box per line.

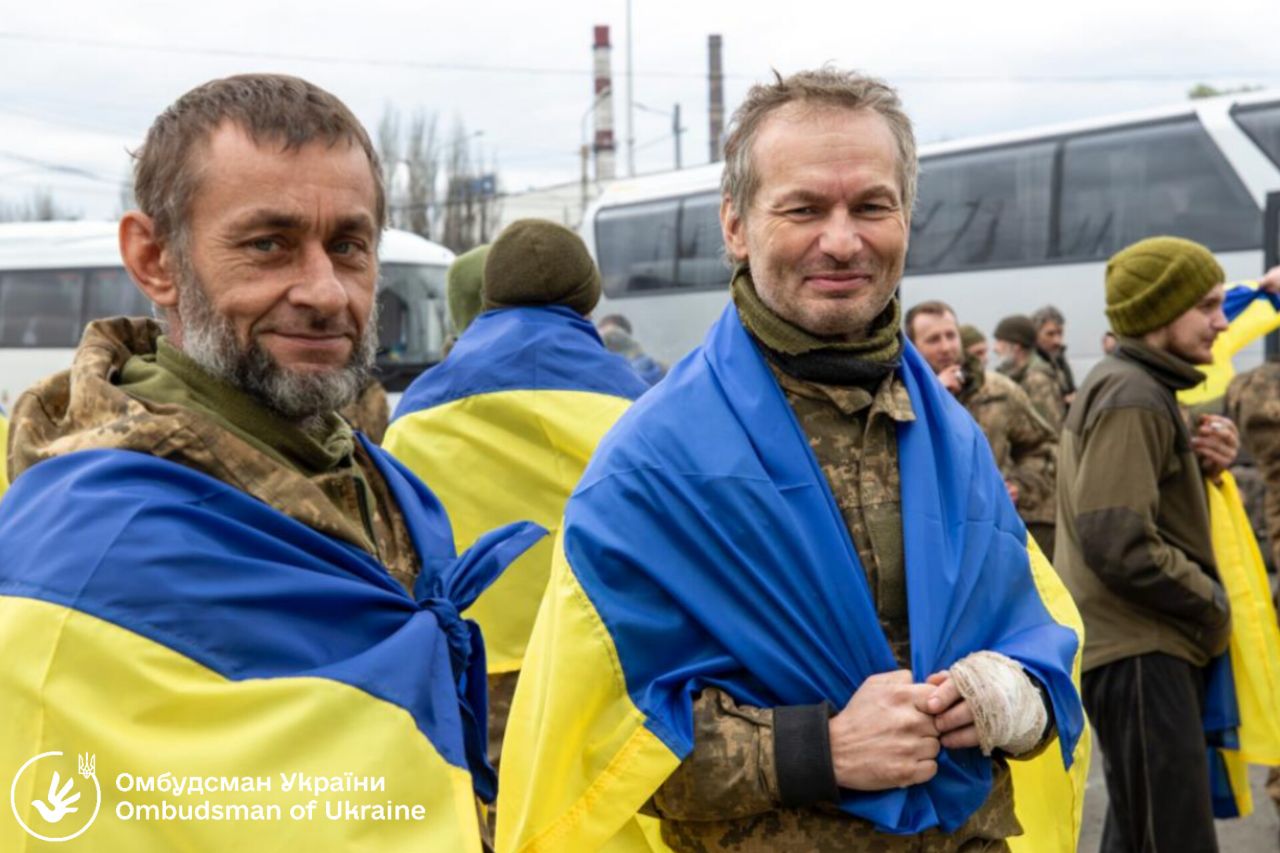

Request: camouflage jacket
left=1001, top=353, right=1065, bottom=432
left=8, top=318, right=421, bottom=591
left=1226, top=363, right=1280, bottom=572
left=341, top=378, right=391, bottom=445
left=649, top=366, right=1020, bottom=852
left=959, top=370, right=1058, bottom=526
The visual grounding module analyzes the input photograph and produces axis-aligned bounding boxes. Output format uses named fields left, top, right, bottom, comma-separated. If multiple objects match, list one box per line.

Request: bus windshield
left=375, top=261, right=450, bottom=390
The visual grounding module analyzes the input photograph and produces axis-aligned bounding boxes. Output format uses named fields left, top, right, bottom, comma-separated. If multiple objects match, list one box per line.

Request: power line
left=2, top=31, right=1276, bottom=85
left=0, top=150, right=119, bottom=185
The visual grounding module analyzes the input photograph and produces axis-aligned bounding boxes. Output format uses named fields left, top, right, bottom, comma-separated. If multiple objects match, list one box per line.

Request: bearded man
left=0, top=74, right=538, bottom=851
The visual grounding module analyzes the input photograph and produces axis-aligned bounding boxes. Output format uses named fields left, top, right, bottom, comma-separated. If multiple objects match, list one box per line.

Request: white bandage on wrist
left=947, top=650, right=1047, bottom=757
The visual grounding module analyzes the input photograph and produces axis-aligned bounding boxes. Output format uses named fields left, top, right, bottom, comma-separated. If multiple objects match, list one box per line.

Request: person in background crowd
left=598, top=313, right=668, bottom=386
left=448, top=245, right=489, bottom=337
left=1101, top=330, right=1119, bottom=355
left=994, top=314, right=1066, bottom=430
left=960, top=323, right=988, bottom=365
left=1056, top=236, right=1239, bottom=853
left=0, top=74, right=540, bottom=851
left=1031, top=305, right=1076, bottom=407
left=907, top=301, right=1058, bottom=558
left=1222, top=262, right=1280, bottom=827
left=383, top=219, right=648, bottom=776
left=500, top=67, right=1084, bottom=853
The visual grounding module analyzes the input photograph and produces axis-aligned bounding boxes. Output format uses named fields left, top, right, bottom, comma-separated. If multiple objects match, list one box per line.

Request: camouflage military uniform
left=648, top=365, right=1022, bottom=852
left=1001, top=353, right=1064, bottom=432
left=1224, top=363, right=1280, bottom=812
left=958, top=367, right=1058, bottom=556
left=9, top=318, right=421, bottom=591
left=341, top=377, right=391, bottom=445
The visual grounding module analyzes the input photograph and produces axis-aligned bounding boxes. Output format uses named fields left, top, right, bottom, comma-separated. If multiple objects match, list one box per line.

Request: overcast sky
left=4, top=0, right=1279, bottom=220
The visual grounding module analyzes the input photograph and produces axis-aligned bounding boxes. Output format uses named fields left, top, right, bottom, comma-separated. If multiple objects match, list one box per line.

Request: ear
left=720, top=195, right=749, bottom=263
left=119, top=212, right=180, bottom=310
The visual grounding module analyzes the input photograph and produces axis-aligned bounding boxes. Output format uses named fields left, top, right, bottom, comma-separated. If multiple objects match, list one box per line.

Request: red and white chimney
left=592, top=25, right=617, bottom=181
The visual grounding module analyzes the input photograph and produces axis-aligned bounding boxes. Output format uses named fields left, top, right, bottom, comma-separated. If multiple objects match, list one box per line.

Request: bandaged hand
left=927, top=651, right=1047, bottom=757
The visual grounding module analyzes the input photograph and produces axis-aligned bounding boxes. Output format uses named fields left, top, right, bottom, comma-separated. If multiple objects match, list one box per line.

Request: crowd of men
left=0, top=66, right=1277, bottom=853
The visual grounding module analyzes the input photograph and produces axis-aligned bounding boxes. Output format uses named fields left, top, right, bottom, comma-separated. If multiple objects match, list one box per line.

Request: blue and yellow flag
left=1202, top=472, right=1280, bottom=818
left=0, top=440, right=544, bottom=851
left=1179, top=282, right=1280, bottom=406
left=498, top=304, right=1085, bottom=851
left=385, top=306, right=647, bottom=673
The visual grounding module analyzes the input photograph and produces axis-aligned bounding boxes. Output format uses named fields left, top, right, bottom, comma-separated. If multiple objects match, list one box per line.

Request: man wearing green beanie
left=993, top=314, right=1065, bottom=430
left=447, top=244, right=490, bottom=336
left=1056, top=235, right=1240, bottom=852
left=959, top=323, right=988, bottom=364
left=384, top=218, right=648, bottom=804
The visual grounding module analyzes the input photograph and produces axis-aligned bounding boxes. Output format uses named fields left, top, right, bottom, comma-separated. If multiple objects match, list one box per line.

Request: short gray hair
left=1031, top=305, right=1066, bottom=328
left=720, top=68, right=917, bottom=221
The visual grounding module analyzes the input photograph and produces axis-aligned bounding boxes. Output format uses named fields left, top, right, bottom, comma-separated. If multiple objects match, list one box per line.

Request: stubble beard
left=174, top=261, right=378, bottom=423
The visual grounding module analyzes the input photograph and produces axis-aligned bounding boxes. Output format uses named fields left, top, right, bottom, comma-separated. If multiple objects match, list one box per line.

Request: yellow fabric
left=1007, top=538, right=1091, bottom=853
left=0, top=596, right=481, bottom=852
left=384, top=389, right=630, bottom=674
left=1179, top=281, right=1279, bottom=406
left=0, top=412, right=9, bottom=498
left=1208, top=473, right=1280, bottom=767
left=495, top=535, right=680, bottom=852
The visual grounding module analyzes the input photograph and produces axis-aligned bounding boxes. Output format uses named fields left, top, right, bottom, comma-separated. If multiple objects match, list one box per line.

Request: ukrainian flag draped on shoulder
left=498, top=304, right=1084, bottom=851
left=385, top=306, right=647, bottom=673
left=0, top=438, right=544, bottom=851
left=1179, top=281, right=1280, bottom=406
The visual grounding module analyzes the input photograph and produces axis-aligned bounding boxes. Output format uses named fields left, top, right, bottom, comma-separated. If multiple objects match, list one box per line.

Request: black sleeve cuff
left=774, top=702, right=840, bottom=807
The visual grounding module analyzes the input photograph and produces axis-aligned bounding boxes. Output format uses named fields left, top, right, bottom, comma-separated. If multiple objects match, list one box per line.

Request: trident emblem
left=77, top=754, right=95, bottom=780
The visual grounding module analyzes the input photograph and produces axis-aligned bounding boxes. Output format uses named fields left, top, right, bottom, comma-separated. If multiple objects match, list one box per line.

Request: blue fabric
left=629, top=354, right=667, bottom=387
left=564, top=303, right=1082, bottom=834
left=1223, top=283, right=1280, bottom=322
left=0, top=444, right=545, bottom=801
left=1203, top=652, right=1245, bottom=818
left=392, top=305, right=649, bottom=420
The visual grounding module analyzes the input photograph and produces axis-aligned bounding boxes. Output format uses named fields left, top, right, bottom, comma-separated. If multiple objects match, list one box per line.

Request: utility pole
left=625, top=0, right=635, bottom=176
left=672, top=103, right=683, bottom=171
left=708, top=34, right=724, bottom=162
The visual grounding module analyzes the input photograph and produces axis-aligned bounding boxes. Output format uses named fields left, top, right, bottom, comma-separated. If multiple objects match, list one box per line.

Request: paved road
left=1077, top=734, right=1279, bottom=852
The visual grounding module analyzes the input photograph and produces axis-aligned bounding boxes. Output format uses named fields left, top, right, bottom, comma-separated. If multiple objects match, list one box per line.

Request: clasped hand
left=827, top=669, right=977, bottom=791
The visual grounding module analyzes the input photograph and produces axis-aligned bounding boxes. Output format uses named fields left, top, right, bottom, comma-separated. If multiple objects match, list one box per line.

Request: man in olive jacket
left=1056, top=235, right=1239, bottom=853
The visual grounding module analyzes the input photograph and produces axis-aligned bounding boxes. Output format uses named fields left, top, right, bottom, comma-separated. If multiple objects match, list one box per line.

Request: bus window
left=907, top=142, right=1054, bottom=274
left=595, top=198, right=679, bottom=297
left=675, top=192, right=727, bottom=289
left=1056, top=118, right=1258, bottom=261
left=1233, top=102, right=1280, bottom=173
left=85, top=268, right=150, bottom=321
left=0, top=270, right=84, bottom=347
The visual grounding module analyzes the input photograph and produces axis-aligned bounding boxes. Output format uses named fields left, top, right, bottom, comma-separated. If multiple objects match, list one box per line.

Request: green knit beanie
left=1105, top=236, right=1223, bottom=337
left=446, top=245, right=489, bottom=335
left=994, top=315, right=1036, bottom=349
left=959, top=324, right=985, bottom=350
left=482, top=219, right=602, bottom=316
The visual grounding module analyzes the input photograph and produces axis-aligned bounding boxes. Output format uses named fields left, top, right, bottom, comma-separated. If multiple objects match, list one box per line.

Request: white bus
left=583, top=89, right=1280, bottom=380
left=0, top=222, right=455, bottom=408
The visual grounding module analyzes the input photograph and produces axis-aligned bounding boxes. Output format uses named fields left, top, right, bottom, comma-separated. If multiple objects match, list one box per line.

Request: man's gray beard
left=174, top=267, right=377, bottom=423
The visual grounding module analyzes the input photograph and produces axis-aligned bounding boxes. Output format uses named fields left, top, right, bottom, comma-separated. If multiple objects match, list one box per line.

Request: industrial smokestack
left=592, top=25, right=617, bottom=181
left=708, top=34, right=724, bottom=163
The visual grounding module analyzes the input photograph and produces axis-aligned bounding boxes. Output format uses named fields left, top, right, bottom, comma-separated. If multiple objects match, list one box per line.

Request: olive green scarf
left=731, top=266, right=902, bottom=386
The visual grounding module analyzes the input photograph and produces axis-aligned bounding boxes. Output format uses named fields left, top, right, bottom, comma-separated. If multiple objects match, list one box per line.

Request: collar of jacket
left=1114, top=336, right=1205, bottom=391
left=730, top=265, right=902, bottom=387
